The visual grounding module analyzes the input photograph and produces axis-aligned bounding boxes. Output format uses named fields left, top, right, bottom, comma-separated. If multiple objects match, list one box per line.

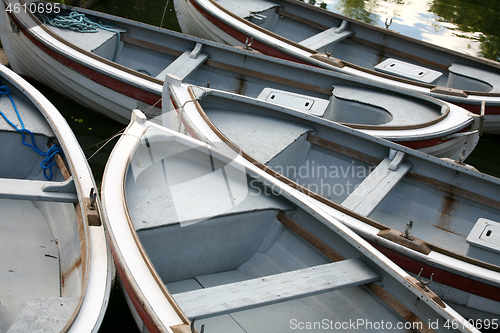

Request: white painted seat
left=257, top=88, right=329, bottom=116
left=375, top=58, right=443, bottom=84
left=342, top=150, right=412, bottom=216
left=299, top=21, right=354, bottom=51
left=173, top=259, right=379, bottom=319
left=0, top=177, right=78, bottom=203
left=156, top=43, right=208, bottom=81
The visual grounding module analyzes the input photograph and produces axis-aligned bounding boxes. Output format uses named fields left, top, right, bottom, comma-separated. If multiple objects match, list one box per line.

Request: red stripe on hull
left=109, top=242, right=161, bottom=333
left=456, top=102, right=500, bottom=116
left=396, top=125, right=472, bottom=149
left=369, top=241, right=500, bottom=303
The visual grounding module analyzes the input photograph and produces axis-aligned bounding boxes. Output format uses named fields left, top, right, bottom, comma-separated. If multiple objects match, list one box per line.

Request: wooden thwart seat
left=173, top=259, right=379, bottom=319
left=299, top=20, right=354, bottom=51
left=156, top=43, right=208, bottom=81
left=342, top=150, right=412, bottom=216
left=0, top=177, right=78, bottom=203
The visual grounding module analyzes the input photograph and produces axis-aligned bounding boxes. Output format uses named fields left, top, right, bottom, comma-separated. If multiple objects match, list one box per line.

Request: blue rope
left=0, top=84, right=61, bottom=180
left=39, top=11, right=121, bottom=61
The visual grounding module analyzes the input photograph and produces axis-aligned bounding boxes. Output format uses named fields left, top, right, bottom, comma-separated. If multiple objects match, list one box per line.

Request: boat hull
left=0, top=0, right=481, bottom=159
left=0, top=64, right=112, bottom=332
left=164, top=79, right=500, bottom=322
left=174, top=0, right=500, bottom=134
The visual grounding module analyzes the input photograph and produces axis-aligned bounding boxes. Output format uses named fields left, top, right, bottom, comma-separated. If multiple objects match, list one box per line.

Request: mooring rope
left=0, top=84, right=61, bottom=180
left=39, top=11, right=121, bottom=61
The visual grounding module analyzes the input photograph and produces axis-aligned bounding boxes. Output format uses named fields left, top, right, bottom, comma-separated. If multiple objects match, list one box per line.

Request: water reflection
left=314, top=0, right=499, bottom=61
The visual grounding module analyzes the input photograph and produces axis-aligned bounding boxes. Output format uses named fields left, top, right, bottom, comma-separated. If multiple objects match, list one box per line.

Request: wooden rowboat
left=101, top=109, right=479, bottom=333
left=0, top=0, right=480, bottom=159
left=174, top=0, right=500, bottom=133
left=0, top=64, right=112, bottom=332
left=163, top=75, right=500, bottom=323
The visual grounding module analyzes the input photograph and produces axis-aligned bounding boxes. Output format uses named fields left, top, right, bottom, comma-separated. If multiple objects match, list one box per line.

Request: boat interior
left=35, top=5, right=449, bottom=129
left=190, top=89, right=500, bottom=267
left=212, top=0, right=500, bottom=93
left=0, top=82, right=82, bottom=332
left=124, top=127, right=443, bottom=332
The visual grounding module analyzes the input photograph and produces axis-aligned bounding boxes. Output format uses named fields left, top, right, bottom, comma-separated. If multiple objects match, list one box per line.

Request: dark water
left=22, top=0, right=500, bottom=331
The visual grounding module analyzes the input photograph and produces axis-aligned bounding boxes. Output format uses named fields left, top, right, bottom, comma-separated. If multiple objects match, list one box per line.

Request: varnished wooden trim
left=277, top=212, right=345, bottom=262
left=275, top=8, right=328, bottom=31
left=307, top=134, right=382, bottom=165
left=406, top=172, right=500, bottom=210
left=205, top=60, right=332, bottom=95
left=367, top=283, right=436, bottom=333
left=350, top=36, right=449, bottom=72
left=121, top=35, right=183, bottom=58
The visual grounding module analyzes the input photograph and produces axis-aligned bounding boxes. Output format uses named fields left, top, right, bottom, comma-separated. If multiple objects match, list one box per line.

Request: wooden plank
left=122, top=35, right=331, bottom=95
left=0, top=178, right=78, bottom=203
left=121, top=35, right=183, bottom=58
left=300, top=27, right=354, bottom=51
left=173, top=259, right=379, bottom=319
left=48, top=139, right=71, bottom=180
left=350, top=36, right=449, bottom=72
left=276, top=213, right=435, bottom=333
left=406, top=172, right=500, bottom=210
left=206, top=60, right=332, bottom=95
left=156, top=50, right=208, bottom=81
left=367, top=283, right=435, bottom=333
left=342, top=157, right=412, bottom=216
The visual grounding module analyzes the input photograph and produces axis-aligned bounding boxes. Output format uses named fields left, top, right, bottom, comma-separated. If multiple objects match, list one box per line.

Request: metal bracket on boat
left=190, top=318, right=205, bottom=333
left=401, top=220, right=414, bottom=241
left=385, top=18, right=392, bottom=29
left=417, top=268, right=433, bottom=290
left=324, top=46, right=334, bottom=57
left=85, top=187, right=101, bottom=226
left=89, top=188, right=97, bottom=210
left=479, top=100, right=486, bottom=136
left=405, top=274, right=445, bottom=308
left=245, top=37, right=254, bottom=50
